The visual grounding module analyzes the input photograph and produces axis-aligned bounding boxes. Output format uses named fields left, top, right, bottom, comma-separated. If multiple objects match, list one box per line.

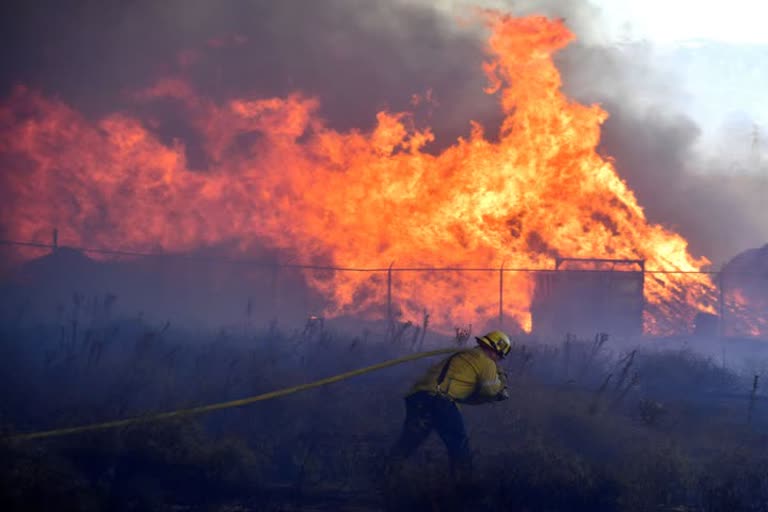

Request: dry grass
left=1, top=301, right=767, bottom=511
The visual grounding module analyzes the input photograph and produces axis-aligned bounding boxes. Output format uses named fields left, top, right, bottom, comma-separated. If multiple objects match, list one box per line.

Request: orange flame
left=0, top=13, right=717, bottom=334
left=727, top=289, right=767, bottom=337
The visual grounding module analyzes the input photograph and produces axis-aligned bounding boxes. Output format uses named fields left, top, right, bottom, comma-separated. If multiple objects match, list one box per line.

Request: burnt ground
left=2, top=303, right=768, bottom=511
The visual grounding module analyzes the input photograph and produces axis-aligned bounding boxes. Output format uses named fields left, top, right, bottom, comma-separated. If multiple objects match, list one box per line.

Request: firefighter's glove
left=495, top=388, right=510, bottom=401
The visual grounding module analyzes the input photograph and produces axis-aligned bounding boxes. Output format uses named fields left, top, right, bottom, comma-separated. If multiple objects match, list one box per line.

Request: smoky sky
left=1, top=0, right=764, bottom=266
left=0, top=0, right=500, bottom=141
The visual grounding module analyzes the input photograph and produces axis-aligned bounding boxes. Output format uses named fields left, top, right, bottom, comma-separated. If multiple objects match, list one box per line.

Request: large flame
left=1, top=13, right=717, bottom=334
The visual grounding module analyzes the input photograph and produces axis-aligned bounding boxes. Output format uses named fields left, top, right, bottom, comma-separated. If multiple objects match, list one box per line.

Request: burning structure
left=721, top=244, right=768, bottom=337
left=0, top=11, right=738, bottom=337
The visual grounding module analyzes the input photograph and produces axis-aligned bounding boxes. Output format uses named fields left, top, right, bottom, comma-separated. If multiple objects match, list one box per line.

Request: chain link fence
left=1, top=234, right=766, bottom=339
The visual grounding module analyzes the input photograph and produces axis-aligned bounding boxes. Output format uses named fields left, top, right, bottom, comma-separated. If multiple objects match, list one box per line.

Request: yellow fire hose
left=6, top=347, right=460, bottom=442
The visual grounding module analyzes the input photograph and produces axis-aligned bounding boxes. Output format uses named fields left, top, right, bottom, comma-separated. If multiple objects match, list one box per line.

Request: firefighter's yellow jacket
left=408, top=347, right=507, bottom=403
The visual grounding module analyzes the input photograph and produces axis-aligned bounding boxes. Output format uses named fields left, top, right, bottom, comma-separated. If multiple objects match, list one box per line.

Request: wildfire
left=0, top=12, right=718, bottom=334
left=727, top=291, right=762, bottom=336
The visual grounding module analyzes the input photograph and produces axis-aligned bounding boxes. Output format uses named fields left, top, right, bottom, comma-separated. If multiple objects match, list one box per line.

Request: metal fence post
left=52, top=228, right=58, bottom=252
left=387, top=262, right=394, bottom=327
left=271, top=264, right=280, bottom=318
left=499, top=262, right=504, bottom=328
left=718, top=271, right=725, bottom=337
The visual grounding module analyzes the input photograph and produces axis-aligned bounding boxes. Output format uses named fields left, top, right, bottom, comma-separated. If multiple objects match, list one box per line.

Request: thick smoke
left=0, top=0, right=499, bottom=152
left=1, top=0, right=764, bottom=267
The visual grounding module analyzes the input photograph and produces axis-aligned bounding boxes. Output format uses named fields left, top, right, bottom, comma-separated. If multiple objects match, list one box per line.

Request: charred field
left=3, top=299, right=768, bottom=512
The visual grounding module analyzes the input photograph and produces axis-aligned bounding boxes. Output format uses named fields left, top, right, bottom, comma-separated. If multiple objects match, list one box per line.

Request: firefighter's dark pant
left=389, top=391, right=472, bottom=476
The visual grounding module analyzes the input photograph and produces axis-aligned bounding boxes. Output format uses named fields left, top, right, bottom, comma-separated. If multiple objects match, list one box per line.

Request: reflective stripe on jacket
left=408, top=347, right=505, bottom=403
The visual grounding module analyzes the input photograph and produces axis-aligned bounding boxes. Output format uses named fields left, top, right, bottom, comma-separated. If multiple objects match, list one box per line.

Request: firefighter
left=387, top=330, right=512, bottom=480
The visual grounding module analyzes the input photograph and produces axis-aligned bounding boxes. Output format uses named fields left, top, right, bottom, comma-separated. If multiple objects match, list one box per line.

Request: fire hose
left=6, top=347, right=460, bottom=442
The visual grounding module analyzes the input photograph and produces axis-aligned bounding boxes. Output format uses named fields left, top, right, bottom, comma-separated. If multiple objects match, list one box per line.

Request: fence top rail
left=555, top=257, right=645, bottom=270
left=0, top=238, right=755, bottom=275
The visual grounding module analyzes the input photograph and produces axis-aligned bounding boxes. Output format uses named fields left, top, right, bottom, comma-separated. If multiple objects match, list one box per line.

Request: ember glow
left=0, top=13, right=718, bottom=334
left=727, top=290, right=766, bottom=337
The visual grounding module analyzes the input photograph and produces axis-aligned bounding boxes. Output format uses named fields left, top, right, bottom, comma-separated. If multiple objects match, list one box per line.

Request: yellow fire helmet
left=476, top=330, right=512, bottom=358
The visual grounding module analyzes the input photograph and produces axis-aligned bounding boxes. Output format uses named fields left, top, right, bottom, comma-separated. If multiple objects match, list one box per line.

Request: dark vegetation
left=2, top=295, right=768, bottom=511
